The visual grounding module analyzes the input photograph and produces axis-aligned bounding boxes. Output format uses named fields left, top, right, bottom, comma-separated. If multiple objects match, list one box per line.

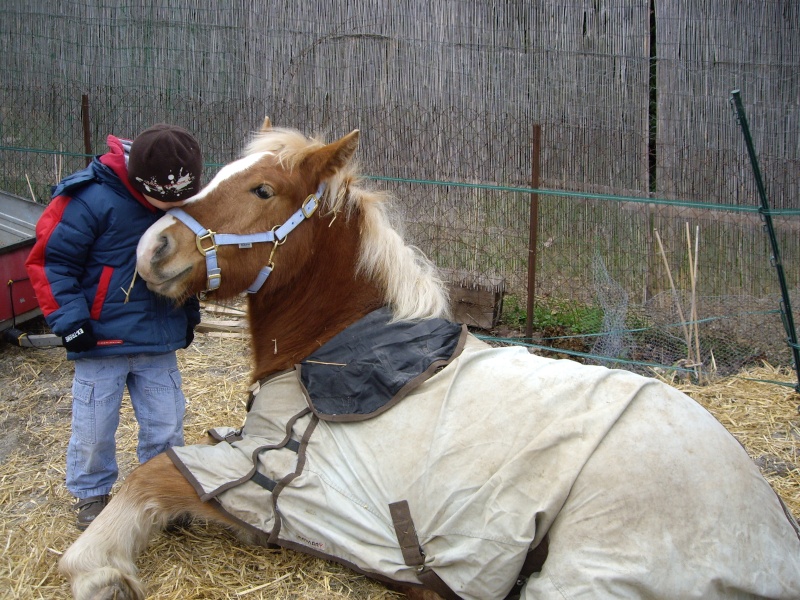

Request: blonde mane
left=244, top=128, right=451, bottom=321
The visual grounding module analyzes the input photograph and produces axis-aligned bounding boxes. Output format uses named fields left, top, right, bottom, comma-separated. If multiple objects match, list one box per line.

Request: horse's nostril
left=153, top=235, right=170, bottom=260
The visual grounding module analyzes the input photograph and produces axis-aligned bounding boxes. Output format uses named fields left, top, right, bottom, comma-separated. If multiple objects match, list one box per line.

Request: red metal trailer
left=0, top=190, right=61, bottom=347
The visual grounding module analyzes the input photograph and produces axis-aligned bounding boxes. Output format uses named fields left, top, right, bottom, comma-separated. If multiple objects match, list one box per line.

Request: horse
left=59, top=120, right=800, bottom=600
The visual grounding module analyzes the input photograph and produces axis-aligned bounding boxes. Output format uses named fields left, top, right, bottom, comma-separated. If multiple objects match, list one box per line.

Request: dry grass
left=1, top=309, right=798, bottom=599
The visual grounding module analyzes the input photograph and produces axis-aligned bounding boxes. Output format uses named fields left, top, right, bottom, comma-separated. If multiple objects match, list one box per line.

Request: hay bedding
left=1, top=309, right=798, bottom=599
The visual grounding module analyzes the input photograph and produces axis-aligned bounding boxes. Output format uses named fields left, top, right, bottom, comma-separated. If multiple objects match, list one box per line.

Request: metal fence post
left=526, top=124, right=541, bottom=342
left=730, top=89, right=800, bottom=393
left=81, top=94, right=92, bottom=166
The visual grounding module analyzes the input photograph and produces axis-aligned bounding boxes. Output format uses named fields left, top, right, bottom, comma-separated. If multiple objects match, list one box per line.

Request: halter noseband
left=167, top=183, right=325, bottom=294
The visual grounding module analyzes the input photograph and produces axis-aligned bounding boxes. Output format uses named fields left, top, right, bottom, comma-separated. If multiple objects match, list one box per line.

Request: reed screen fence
left=1, top=0, right=798, bottom=383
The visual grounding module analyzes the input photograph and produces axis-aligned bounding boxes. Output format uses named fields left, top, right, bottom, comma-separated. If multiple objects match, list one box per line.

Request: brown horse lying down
left=59, top=121, right=800, bottom=600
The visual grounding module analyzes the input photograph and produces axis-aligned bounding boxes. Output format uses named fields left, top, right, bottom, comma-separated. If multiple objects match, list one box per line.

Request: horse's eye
left=253, top=184, right=274, bottom=200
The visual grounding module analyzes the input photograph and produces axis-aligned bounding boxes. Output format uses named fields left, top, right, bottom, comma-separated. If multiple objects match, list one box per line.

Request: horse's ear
left=260, top=116, right=272, bottom=132
left=305, top=130, right=360, bottom=180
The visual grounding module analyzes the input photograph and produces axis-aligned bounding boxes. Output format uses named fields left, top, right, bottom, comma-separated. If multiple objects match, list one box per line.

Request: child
left=26, top=124, right=203, bottom=529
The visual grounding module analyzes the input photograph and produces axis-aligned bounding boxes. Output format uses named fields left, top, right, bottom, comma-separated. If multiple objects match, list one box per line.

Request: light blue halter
left=168, top=183, right=325, bottom=294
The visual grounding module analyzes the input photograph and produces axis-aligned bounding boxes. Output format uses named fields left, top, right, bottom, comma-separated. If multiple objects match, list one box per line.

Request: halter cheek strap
left=168, top=183, right=325, bottom=294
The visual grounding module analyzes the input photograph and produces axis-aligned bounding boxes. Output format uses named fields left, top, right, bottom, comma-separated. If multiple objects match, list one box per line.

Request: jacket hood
left=99, top=135, right=156, bottom=212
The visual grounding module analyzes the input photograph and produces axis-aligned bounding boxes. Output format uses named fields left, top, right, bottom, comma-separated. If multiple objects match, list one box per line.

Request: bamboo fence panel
left=0, top=0, right=798, bottom=373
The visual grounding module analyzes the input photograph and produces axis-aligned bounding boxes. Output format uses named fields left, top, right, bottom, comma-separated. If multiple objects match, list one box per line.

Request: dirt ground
left=1, top=315, right=799, bottom=599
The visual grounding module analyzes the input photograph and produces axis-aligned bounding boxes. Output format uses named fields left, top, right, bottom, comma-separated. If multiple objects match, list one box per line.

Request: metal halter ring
left=267, top=225, right=287, bottom=267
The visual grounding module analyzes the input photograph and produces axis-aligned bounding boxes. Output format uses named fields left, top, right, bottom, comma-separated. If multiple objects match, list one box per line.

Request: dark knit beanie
left=127, top=124, right=203, bottom=202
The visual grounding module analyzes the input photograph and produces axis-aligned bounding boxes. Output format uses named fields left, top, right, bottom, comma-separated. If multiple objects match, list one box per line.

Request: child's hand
left=62, top=322, right=98, bottom=352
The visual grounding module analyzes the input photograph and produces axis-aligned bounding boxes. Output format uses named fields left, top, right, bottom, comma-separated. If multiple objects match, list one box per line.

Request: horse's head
left=137, top=121, right=450, bottom=374
left=136, top=120, right=361, bottom=303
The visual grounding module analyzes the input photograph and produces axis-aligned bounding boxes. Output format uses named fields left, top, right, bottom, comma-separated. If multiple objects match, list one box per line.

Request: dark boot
left=74, top=494, right=110, bottom=531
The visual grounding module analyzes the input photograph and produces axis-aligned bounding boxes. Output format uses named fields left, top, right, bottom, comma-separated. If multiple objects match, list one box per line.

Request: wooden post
left=81, top=94, right=92, bottom=166
left=526, top=125, right=541, bottom=341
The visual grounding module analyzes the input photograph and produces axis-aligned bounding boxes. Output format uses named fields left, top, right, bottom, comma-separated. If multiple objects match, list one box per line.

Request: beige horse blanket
left=169, top=334, right=800, bottom=599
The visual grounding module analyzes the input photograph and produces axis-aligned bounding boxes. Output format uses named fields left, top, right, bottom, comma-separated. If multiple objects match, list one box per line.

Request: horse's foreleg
left=59, top=452, right=239, bottom=600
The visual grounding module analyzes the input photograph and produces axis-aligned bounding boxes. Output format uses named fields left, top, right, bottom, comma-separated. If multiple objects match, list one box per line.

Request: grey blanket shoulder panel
left=297, top=307, right=467, bottom=422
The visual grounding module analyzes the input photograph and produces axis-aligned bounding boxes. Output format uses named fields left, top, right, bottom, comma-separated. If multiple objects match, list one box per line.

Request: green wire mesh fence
left=1, top=1, right=798, bottom=385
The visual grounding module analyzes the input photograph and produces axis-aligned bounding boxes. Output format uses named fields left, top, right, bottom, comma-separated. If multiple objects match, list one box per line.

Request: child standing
left=26, top=124, right=203, bottom=529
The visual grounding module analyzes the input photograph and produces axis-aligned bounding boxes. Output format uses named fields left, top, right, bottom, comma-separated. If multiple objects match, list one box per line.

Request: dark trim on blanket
left=205, top=408, right=311, bottom=500
left=167, top=408, right=311, bottom=503
left=273, top=536, right=434, bottom=593
left=203, top=496, right=274, bottom=546
left=164, top=472, right=440, bottom=594
left=168, top=446, right=266, bottom=546
left=268, top=413, right=320, bottom=543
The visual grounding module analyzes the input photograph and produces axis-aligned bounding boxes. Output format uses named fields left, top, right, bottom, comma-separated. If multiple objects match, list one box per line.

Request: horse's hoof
left=91, top=582, right=139, bottom=600
left=70, top=567, right=145, bottom=600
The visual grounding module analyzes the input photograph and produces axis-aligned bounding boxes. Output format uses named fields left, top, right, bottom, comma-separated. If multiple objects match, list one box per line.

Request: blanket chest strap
left=389, top=500, right=460, bottom=600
